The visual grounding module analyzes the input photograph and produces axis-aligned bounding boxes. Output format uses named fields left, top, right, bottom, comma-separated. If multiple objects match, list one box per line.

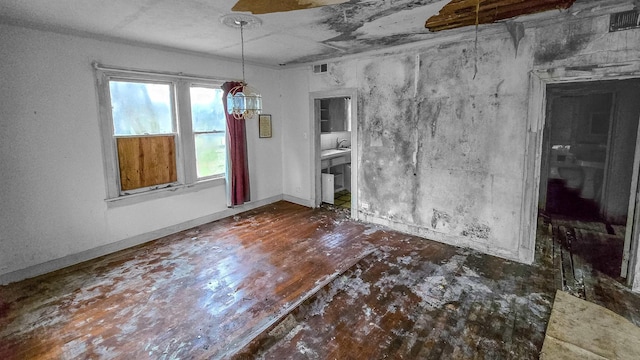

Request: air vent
left=609, top=10, right=640, bottom=32
left=313, top=63, right=328, bottom=74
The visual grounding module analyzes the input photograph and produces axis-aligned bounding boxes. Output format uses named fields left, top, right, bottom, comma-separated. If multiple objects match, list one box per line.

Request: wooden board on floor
left=553, top=219, right=608, bottom=234
left=541, top=290, right=640, bottom=359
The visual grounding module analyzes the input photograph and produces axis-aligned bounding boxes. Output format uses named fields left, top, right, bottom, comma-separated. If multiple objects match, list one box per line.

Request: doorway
left=539, top=79, right=640, bottom=283
left=317, top=96, right=352, bottom=208
left=309, top=89, right=358, bottom=218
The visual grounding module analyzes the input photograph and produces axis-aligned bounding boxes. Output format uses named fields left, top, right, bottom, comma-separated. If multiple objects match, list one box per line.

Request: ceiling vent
left=609, top=10, right=640, bottom=32
left=313, top=63, right=328, bottom=74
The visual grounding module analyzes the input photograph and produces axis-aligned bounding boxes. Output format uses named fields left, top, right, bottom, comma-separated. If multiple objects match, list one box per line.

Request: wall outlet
left=361, top=202, right=369, bottom=210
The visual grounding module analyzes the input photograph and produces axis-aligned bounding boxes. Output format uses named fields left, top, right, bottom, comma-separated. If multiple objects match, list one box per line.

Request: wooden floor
left=234, top=215, right=558, bottom=359
left=546, top=216, right=640, bottom=325
left=0, top=202, right=376, bottom=359
left=1, top=201, right=639, bottom=359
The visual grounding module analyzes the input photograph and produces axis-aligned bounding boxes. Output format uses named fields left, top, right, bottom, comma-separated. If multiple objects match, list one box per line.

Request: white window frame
left=94, top=64, right=227, bottom=203
left=188, top=84, right=228, bottom=181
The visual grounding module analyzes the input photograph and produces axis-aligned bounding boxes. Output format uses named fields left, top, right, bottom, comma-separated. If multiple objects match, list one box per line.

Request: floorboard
left=2, top=204, right=640, bottom=359
left=234, top=216, right=558, bottom=359
left=0, top=202, right=377, bottom=359
left=548, top=216, right=640, bottom=328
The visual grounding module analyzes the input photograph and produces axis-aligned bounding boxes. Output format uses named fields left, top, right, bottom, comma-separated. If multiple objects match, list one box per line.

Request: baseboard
left=282, top=194, right=313, bottom=207
left=0, top=195, right=283, bottom=285
left=359, top=211, right=522, bottom=263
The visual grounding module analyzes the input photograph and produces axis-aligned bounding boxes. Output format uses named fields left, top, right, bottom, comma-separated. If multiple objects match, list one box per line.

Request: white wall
left=0, top=24, right=283, bottom=282
left=4, top=2, right=640, bottom=287
left=280, top=67, right=312, bottom=203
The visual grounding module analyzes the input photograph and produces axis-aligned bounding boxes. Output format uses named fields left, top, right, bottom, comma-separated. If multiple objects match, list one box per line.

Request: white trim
left=105, top=177, right=225, bottom=208
left=283, top=194, right=313, bottom=207
left=360, top=212, right=520, bottom=262
left=177, top=80, right=197, bottom=184
left=309, top=89, right=359, bottom=220
left=0, top=195, right=284, bottom=285
left=622, top=116, right=640, bottom=277
left=523, top=61, right=640, bottom=289
left=94, top=64, right=228, bottom=201
left=93, top=62, right=227, bottom=84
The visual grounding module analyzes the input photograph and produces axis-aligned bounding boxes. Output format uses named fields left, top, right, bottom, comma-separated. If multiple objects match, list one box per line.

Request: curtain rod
left=92, top=62, right=230, bottom=83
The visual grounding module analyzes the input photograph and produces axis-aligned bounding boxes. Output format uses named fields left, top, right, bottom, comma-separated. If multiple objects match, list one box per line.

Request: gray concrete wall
left=356, top=34, right=532, bottom=260
left=284, top=2, right=640, bottom=263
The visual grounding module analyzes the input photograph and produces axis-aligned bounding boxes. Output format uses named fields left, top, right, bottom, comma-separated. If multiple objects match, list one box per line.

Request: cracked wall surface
left=288, top=7, right=640, bottom=262
left=356, top=37, right=531, bottom=257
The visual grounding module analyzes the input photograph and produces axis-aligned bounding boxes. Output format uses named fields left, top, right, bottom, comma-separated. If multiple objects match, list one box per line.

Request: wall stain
left=289, top=0, right=436, bottom=64
left=462, top=222, right=491, bottom=240
left=431, top=209, right=451, bottom=230
left=534, top=33, right=593, bottom=64
left=423, top=100, right=442, bottom=138
left=359, top=55, right=421, bottom=224
left=320, top=0, right=434, bottom=41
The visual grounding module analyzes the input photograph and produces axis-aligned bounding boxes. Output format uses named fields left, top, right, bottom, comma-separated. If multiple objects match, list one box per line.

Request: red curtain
left=222, top=81, right=251, bottom=206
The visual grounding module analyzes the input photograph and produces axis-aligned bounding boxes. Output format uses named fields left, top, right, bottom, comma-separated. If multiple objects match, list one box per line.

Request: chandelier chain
left=240, top=21, right=246, bottom=84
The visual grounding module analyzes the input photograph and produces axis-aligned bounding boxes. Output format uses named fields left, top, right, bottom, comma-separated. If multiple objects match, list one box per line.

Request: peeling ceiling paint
left=288, top=0, right=443, bottom=64
left=0, top=0, right=619, bottom=66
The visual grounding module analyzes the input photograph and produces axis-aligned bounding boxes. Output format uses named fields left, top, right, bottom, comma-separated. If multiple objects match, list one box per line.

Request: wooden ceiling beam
left=232, top=0, right=349, bottom=15
left=425, top=0, right=576, bottom=32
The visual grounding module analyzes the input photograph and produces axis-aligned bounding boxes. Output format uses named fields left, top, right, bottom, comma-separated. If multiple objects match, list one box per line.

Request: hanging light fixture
left=221, top=14, right=263, bottom=120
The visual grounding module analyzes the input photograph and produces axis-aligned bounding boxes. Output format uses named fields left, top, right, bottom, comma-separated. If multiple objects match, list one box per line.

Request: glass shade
left=227, top=84, right=262, bottom=120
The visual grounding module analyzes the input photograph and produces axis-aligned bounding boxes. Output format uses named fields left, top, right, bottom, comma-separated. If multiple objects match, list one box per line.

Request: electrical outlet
left=361, top=202, right=369, bottom=210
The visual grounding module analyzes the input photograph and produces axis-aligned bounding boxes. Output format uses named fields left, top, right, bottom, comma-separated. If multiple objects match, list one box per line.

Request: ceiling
left=426, top=0, right=576, bottom=31
left=0, top=0, right=591, bottom=67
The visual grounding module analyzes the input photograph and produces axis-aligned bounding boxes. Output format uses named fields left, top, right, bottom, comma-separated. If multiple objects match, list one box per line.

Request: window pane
left=190, top=87, right=225, bottom=132
left=109, top=81, right=173, bottom=135
left=195, top=133, right=226, bottom=178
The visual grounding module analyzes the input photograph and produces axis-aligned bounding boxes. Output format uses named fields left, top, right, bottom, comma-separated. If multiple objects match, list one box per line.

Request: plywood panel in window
left=117, top=136, right=177, bottom=191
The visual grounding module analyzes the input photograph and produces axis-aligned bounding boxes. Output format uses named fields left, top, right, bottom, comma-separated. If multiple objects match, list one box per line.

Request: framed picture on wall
left=259, top=114, right=272, bottom=138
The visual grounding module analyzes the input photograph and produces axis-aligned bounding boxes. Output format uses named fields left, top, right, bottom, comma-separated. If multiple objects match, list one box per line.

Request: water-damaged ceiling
left=426, top=0, right=577, bottom=31
left=0, top=0, right=582, bottom=67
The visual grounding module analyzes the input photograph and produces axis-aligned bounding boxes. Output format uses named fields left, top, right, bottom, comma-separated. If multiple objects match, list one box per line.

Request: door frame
left=539, top=88, right=617, bottom=214
left=523, top=62, right=640, bottom=289
left=309, top=88, right=358, bottom=220
left=621, top=117, right=640, bottom=277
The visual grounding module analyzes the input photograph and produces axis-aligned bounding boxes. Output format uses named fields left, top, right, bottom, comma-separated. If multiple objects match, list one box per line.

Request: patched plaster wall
left=282, top=5, right=640, bottom=263
left=355, top=35, right=532, bottom=260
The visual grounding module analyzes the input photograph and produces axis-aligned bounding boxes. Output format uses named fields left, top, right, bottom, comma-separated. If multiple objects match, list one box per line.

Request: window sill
left=105, top=177, right=225, bottom=208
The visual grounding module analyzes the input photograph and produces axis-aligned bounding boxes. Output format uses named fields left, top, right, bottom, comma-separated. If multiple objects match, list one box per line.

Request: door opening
left=539, top=79, right=640, bottom=284
left=316, top=97, right=352, bottom=209
left=309, top=89, right=358, bottom=219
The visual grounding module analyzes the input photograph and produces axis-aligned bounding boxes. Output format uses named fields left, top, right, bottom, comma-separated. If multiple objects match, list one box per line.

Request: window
left=190, top=87, right=226, bottom=178
left=95, top=66, right=227, bottom=200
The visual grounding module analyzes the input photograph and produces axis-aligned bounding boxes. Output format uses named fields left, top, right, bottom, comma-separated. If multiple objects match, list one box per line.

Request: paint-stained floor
left=2, top=202, right=640, bottom=359
left=234, top=221, right=556, bottom=359
left=0, top=202, right=377, bottom=359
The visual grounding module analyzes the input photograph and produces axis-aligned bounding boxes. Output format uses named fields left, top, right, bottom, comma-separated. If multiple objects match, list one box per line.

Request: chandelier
left=221, top=14, right=263, bottom=120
